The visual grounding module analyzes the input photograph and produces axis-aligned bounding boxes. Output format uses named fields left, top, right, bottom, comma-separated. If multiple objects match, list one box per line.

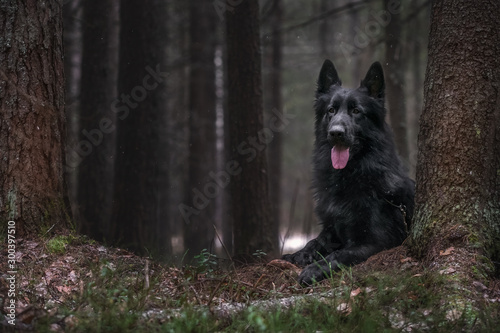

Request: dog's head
left=314, top=60, right=387, bottom=169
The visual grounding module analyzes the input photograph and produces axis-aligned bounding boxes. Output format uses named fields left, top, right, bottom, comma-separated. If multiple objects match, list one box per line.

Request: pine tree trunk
left=263, top=0, right=283, bottom=248
left=77, top=0, right=118, bottom=241
left=182, top=0, right=217, bottom=257
left=409, top=0, right=500, bottom=269
left=226, top=0, right=278, bottom=259
left=62, top=0, right=82, bottom=224
left=112, top=0, right=170, bottom=254
left=0, top=0, right=71, bottom=236
left=384, top=0, right=409, bottom=165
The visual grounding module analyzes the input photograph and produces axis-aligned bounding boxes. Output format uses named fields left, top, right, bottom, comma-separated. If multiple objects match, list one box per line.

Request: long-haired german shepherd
left=282, top=60, right=415, bottom=285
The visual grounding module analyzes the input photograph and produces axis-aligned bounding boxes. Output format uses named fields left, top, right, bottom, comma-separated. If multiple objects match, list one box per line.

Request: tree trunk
left=407, top=0, right=427, bottom=177
left=111, top=0, right=170, bottom=255
left=181, top=0, right=217, bottom=258
left=409, top=0, right=500, bottom=271
left=77, top=0, right=118, bottom=241
left=318, top=0, right=329, bottom=60
left=62, top=0, right=82, bottom=225
left=0, top=0, right=71, bottom=236
left=164, top=0, right=189, bottom=250
left=263, top=0, right=283, bottom=249
left=226, top=0, right=278, bottom=260
left=384, top=0, right=409, bottom=166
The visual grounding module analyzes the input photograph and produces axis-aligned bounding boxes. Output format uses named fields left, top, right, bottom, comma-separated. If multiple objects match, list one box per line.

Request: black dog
left=282, top=60, right=415, bottom=285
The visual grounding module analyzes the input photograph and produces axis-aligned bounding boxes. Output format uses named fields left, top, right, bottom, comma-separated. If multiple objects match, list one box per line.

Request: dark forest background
left=62, top=0, right=430, bottom=262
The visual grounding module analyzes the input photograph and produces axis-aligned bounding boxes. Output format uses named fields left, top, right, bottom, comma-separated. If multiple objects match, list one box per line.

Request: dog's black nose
left=328, top=126, right=345, bottom=141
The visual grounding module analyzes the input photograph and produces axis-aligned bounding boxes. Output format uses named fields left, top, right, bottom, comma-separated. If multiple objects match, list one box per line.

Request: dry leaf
left=267, top=259, right=301, bottom=274
left=336, top=303, right=351, bottom=315
left=350, top=287, right=362, bottom=298
left=55, top=285, right=72, bottom=294
left=407, top=292, right=418, bottom=301
left=267, top=259, right=298, bottom=270
left=68, top=270, right=78, bottom=283
left=472, top=281, right=487, bottom=292
left=439, top=247, right=454, bottom=256
left=439, top=267, right=456, bottom=275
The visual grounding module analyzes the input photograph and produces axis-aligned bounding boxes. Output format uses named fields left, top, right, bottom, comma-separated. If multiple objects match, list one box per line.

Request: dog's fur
left=282, top=60, right=415, bottom=285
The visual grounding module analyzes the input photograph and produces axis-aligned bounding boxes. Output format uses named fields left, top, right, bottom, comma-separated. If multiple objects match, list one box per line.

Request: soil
left=1, top=235, right=499, bottom=331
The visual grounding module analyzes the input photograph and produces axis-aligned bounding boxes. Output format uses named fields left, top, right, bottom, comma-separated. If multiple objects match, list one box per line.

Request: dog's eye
left=352, top=108, right=360, bottom=114
left=328, top=107, right=335, bottom=114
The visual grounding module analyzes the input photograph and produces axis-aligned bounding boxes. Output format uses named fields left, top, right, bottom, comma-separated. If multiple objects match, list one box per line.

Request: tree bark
left=0, top=0, right=71, bottom=236
left=182, top=0, right=217, bottom=258
left=226, top=0, right=278, bottom=260
left=409, top=0, right=500, bottom=270
left=112, top=0, right=170, bottom=255
left=77, top=0, right=118, bottom=241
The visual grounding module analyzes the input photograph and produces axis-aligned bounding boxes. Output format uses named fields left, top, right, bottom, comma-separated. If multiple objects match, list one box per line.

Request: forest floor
left=1, top=233, right=500, bottom=332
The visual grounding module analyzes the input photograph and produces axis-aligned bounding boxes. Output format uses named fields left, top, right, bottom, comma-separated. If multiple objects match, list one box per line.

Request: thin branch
left=213, top=224, right=237, bottom=274
left=270, top=0, right=369, bottom=36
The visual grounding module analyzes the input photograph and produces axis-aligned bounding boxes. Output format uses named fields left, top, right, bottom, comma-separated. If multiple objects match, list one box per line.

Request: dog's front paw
left=297, top=263, right=329, bottom=285
left=297, top=258, right=341, bottom=286
left=282, top=251, right=315, bottom=267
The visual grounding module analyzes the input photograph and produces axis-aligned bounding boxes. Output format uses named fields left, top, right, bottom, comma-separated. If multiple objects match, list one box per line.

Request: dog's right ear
left=317, top=59, right=341, bottom=94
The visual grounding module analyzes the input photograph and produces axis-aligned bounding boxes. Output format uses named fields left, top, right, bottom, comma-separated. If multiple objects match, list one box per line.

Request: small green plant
left=194, top=249, right=217, bottom=275
left=252, top=249, right=267, bottom=260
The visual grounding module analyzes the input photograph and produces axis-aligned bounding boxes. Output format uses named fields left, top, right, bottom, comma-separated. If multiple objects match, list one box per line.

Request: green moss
left=46, top=235, right=71, bottom=254
left=474, top=255, right=496, bottom=278
left=6, top=186, right=17, bottom=220
left=474, top=126, right=481, bottom=138
left=38, top=198, right=74, bottom=237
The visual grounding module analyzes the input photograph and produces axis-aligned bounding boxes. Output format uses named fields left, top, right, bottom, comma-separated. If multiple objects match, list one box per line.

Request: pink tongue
left=331, top=146, right=349, bottom=169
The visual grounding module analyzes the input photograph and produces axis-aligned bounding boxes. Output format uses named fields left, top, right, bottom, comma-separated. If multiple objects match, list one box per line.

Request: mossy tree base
left=0, top=2, right=72, bottom=237
left=409, top=0, right=500, bottom=277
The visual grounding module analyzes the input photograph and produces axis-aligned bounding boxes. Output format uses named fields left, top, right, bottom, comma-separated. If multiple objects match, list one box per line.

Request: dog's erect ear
left=360, top=62, right=385, bottom=99
left=317, top=59, right=341, bottom=94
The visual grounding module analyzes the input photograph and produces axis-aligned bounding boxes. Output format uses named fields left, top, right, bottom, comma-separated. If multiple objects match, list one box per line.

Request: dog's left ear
left=360, top=62, right=385, bottom=99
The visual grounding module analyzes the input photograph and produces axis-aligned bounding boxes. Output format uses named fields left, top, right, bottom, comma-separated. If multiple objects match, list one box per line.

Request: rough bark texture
left=384, top=0, right=409, bottom=166
left=0, top=1, right=71, bottom=236
left=111, top=0, right=170, bottom=255
left=183, top=0, right=217, bottom=258
left=226, top=0, right=278, bottom=259
left=409, top=0, right=500, bottom=268
left=77, top=0, right=117, bottom=241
